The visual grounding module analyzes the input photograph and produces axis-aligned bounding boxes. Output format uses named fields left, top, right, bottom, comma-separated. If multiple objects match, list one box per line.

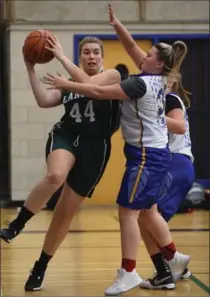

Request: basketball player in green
left=0, top=36, right=121, bottom=290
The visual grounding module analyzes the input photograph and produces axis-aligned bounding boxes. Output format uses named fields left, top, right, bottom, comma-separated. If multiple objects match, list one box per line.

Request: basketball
left=22, top=30, right=54, bottom=64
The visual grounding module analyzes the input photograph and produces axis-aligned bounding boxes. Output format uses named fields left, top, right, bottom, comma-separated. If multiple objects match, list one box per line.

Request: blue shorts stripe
left=129, top=147, right=146, bottom=203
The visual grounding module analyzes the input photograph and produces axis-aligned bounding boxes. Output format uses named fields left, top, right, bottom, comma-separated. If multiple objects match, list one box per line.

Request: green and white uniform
left=46, top=89, right=120, bottom=198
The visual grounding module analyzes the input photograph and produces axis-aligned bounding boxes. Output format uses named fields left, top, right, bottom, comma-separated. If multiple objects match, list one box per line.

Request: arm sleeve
left=120, top=76, right=147, bottom=100
left=165, top=94, right=183, bottom=114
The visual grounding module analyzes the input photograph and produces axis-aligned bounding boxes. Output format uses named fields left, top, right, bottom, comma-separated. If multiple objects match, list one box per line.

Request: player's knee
left=119, top=207, right=140, bottom=225
left=139, top=209, right=155, bottom=223
left=46, top=171, right=66, bottom=188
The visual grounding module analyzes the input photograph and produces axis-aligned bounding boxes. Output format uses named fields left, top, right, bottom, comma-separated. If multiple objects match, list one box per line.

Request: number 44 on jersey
left=69, top=100, right=96, bottom=123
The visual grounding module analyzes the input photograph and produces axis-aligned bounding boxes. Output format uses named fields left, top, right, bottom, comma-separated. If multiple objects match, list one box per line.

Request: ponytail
left=155, top=40, right=188, bottom=76
left=155, top=40, right=191, bottom=107
left=170, top=72, right=191, bottom=108
left=170, top=41, right=190, bottom=108
left=172, top=41, right=187, bottom=71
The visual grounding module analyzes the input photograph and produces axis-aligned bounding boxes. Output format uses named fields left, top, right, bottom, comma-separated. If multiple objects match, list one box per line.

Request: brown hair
left=155, top=40, right=187, bottom=76
left=78, top=36, right=104, bottom=57
left=170, top=73, right=191, bottom=108
left=155, top=40, right=190, bottom=107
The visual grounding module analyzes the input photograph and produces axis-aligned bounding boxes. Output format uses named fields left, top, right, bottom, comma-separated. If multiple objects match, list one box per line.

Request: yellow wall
left=85, top=39, right=152, bottom=205
left=102, top=39, right=152, bottom=73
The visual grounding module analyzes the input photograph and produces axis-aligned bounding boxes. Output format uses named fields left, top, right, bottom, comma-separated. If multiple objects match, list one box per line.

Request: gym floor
left=1, top=207, right=209, bottom=296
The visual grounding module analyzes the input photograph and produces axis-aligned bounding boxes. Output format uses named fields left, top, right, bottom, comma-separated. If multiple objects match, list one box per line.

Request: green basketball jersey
left=53, top=90, right=120, bottom=139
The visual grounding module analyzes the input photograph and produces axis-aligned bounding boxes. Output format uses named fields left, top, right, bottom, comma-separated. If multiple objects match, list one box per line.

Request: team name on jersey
left=63, top=92, right=85, bottom=104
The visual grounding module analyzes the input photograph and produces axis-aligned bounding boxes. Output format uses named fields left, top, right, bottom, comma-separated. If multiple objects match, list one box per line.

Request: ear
left=156, top=60, right=164, bottom=70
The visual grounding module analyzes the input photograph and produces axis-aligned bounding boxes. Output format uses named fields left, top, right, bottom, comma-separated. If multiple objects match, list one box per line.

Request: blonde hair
left=155, top=40, right=190, bottom=107
left=78, top=36, right=104, bottom=57
left=155, top=40, right=187, bottom=76
left=169, top=73, right=191, bottom=108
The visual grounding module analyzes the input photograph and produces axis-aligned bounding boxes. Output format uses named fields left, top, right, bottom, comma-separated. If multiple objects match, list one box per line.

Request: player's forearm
left=61, top=80, right=124, bottom=100
left=113, top=18, right=146, bottom=62
left=27, top=68, right=50, bottom=107
left=166, top=116, right=186, bottom=134
left=62, top=80, right=102, bottom=99
left=59, top=56, right=91, bottom=83
left=113, top=19, right=135, bottom=50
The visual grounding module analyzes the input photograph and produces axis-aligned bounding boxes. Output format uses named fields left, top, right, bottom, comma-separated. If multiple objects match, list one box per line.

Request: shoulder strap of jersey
left=167, top=92, right=186, bottom=112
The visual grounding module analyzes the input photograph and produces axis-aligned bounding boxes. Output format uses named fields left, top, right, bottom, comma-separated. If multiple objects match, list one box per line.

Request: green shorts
left=45, top=130, right=111, bottom=198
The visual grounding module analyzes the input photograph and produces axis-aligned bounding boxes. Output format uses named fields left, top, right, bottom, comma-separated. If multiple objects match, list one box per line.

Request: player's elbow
left=36, top=93, right=55, bottom=108
left=175, top=123, right=186, bottom=134
left=37, top=101, right=45, bottom=108
left=36, top=100, right=51, bottom=108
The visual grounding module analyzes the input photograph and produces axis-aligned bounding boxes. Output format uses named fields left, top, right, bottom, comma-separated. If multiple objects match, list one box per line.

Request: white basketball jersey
left=168, top=93, right=194, bottom=162
left=121, top=74, right=168, bottom=148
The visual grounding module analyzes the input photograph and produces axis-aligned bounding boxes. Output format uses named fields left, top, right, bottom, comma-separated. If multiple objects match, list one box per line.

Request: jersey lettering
left=84, top=100, right=95, bottom=122
left=69, top=102, right=82, bottom=123
left=69, top=100, right=96, bottom=123
left=63, top=92, right=84, bottom=103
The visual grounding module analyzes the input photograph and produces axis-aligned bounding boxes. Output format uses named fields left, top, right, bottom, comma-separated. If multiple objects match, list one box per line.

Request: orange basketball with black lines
left=23, top=30, right=54, bottom=64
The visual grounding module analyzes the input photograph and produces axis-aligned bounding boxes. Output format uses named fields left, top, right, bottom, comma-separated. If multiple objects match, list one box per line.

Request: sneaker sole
left=105, top=280, right=142, bottom=296
left=25, top=284, right=43, bottom=292
left=140, top=283, right=176, bottom=290
left=180, top=270, right=191, bottom=280
left=0, top=236, right=11, bottom=243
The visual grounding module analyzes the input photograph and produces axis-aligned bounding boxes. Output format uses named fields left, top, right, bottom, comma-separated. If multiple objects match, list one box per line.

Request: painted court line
left=190, top=274, right=210, bottom=294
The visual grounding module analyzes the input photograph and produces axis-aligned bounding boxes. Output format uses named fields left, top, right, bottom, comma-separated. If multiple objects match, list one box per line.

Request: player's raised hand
left=108, top=2, right=117, bottom=26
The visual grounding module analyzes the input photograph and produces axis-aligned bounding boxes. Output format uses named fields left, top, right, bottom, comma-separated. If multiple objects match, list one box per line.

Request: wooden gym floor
left=0, top=207, right=209, bottom=296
